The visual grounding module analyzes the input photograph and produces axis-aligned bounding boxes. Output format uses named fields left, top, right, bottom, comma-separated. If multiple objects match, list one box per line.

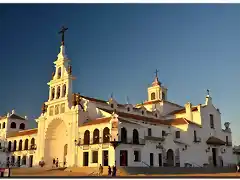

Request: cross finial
left=58, top=26, right=68, bottom=45
left=207, top=89, right=210, bottom=96
left=155, top=69, right=159, bottom=78
left=126, top=96, right=130, bottom=104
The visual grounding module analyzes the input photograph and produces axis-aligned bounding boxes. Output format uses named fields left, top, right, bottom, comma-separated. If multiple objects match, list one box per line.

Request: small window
left=142, top=111, right=144, bottom=115
left=2, top=122, right=5, bottom=129
left=127, top=107, right=130, bottom=112
left=55, top=105, right=60, bottom=115
left=162, top=130, right=166, bottom=137
left=155, top=113, right=158, bottom=118
left=56, top=87, right=61, bottom=99
left=62, top=84, right=66, bottom=97
left=92, top=151, right=98, bottom=163
left=134, top=151, right=141, bottom=162
left=151, top=93, right=156, bottom=100
left=111, top=104, right=114, bottom=108
left=61, top=103, right=65, bottom=113
left=148, top=128, right=152, bottom=136
left=0, top=123, right=1, bottom=129
left=10, top=122, right=16, bottom=129
left=57, top=67, right=61, bottom=79
left=210, top=114, right=214, bottom=129
left=175, top=131, right=180, bottom=139
left=226, top=136, right=229, bottom=144
left=19, top=123, right=25, bottom=130
left=51, top=88, right=55, bottom=100
left=49, top=106, right=54, bottom=116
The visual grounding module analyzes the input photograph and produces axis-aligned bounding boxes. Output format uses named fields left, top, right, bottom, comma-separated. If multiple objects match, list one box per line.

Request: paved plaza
left=9, top=168, right=240, bottom=177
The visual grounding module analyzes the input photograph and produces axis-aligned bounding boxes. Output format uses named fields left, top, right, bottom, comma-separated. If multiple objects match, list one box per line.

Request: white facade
left=0, top=41, right=235, bottom=169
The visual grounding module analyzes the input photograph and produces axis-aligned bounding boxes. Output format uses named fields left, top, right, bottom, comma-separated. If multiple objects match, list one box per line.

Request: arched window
left=18, top=140, right=22, bottom=151
left=84, top=130, right=90, bottom=145
left=2, top=122, right=5, bottom=128
left=57, top=67, right=61, bottom=78
left=162, top=92, right=166, bottom=100
left=19, top=123, right=25, bottom=130
left=56, top=86, right=61, bottom=99
left=142, top=110, right=144, bottom=115
left=8, top=141, right=12, bottom=152
left=30, top=138, right=35, bottom=149
left=103, top=127, right=110, bottom=143
left=127, top=107, right=130, bottom=112
left=151, top=92, right=156, bottom=100
left=121, top=127, right=127, bottom=143
left=13, top=140, right=17, bottom=151
left=51, top=88, right=55, bottom=100
left=93, top=129, right=100, bottom=144
left=24, top=139, right=29, bottom=150
left=10, top=122, right=16, bottom=129
left=0, top=123, right=1, bottom=129
left=62, top=84, right=66, bottom=97
left=133, top=129, right=139, bottom=144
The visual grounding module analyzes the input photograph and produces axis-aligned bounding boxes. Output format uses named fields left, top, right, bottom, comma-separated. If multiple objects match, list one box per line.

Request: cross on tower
left=155, top=69, right=159, bottom=78
left=207, top=89, right=210, bottom=96
left=58, top=26, right=68, bottom=45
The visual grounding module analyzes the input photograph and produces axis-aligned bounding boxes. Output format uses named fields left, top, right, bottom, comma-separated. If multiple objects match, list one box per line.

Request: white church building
left=0, top=28, right=235, bottom=169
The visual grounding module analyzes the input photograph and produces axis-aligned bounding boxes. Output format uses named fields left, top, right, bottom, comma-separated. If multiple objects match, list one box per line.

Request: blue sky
left=0, top=4, right=240, bottom=144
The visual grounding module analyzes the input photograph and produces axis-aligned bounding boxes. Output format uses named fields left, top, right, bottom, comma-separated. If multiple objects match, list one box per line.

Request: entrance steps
left=65, top=166, right=127, bottom=176
left=121, top=166, right=236, bottom=175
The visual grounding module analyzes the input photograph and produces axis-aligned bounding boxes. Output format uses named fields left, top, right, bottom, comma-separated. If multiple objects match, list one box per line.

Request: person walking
left=52, top=158, right=56, bottom=168
left=56, top=158, right=59, bottom=168
left=112, top=165, right=116, bottom=177
left=98, top=164, right=103, bottom=176
left=108, top=166, right=112, bottom=176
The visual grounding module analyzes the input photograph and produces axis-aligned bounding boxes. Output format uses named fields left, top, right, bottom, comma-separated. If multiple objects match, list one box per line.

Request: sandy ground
left=11, top=169, right=240, bottom=177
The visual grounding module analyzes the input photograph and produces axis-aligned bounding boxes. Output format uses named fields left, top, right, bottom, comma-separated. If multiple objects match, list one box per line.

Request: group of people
left=52, top=158, right=59, bottom=168
left=98, top=164, right=117, bottom=176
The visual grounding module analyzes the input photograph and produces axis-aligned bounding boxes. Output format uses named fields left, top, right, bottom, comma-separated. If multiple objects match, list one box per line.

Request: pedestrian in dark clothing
left=112, top=165, right=116, bottom=176
left=52, top=158, right=56, bottom=168
left=108, top=166, right=112, bottom=176
left=56, top=158, right=59, bottom=168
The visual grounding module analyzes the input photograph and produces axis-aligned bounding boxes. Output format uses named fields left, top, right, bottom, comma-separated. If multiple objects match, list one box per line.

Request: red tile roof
left=168, top=107, right=198, bottom=115
left=80, top=95, right=108, bottom=104
left=99, top=108, right=190, bottom=126
left=206, top=136, right=225, bottom=146
left=81, top=117, right=111, bottom=127
left=7, top=128, right=38, bottom=138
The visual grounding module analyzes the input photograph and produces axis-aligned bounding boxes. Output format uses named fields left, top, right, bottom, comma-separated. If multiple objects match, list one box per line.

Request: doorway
left=17, top=156, right=21, bottom=167
left=166, top=149, right=174, bottom=167
left=120, top=150, right=128, bottom=166
left=150, top=153, right=154, bottom=166
left=103, top=151, right=108, bottom=166
left=29, top=155, right=33, bottom=167
left=83, top=152, right=89, bottom=166
left=158, top=153, right=162, bottom=167
left=212, top=148, right=217, bottom=167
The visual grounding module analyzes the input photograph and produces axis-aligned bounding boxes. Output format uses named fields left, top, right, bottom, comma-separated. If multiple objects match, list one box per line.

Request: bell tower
left=46, top=26, right=75, bottom=109
left=147, top=69, right=168, bottom=101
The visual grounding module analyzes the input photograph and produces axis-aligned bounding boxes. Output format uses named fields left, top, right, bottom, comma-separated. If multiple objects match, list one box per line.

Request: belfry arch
left=44, top=118, right=68, bottom=166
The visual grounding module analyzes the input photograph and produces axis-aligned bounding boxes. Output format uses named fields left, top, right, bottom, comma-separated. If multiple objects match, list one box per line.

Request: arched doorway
left=44, top=118, right=68, bottom=167
left=166, top=149, right=174, bottom=167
